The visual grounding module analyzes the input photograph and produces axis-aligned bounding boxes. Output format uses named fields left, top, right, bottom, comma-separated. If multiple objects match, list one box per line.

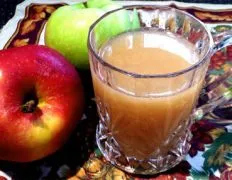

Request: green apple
left=131, top=8, right=140, bottom=29
left=102, top=2, right=122, bottom=11
left=45, top=2, right=140, bottom=69
left=102, top=3, right=140, bottom=31
left=71, top=3, right=86, bottom=9
left=45, top=5, right=104, bottom=69
left=87, top=0, right=112, bottom=8
left=94, top=3, right=140, bottom=47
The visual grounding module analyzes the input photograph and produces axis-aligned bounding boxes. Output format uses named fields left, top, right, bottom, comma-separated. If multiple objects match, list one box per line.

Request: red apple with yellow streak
left=0, top=45, right=84, bottom=162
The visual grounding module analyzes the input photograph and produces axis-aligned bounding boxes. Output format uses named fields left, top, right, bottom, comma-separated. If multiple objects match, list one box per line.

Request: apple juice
left=91, top=30, right=203, bottom=159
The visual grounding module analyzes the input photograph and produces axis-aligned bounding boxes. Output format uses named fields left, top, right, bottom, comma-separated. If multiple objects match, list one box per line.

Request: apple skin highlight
left=0, top=45, right=84, bottom=162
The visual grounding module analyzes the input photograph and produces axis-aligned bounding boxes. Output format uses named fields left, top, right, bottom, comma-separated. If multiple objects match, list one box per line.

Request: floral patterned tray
left=0, top=1, right=232, bottom=179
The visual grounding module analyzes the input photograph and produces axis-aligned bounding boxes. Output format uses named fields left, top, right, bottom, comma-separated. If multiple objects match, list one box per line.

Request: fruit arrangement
left=0, top=0, right=137, bottom=162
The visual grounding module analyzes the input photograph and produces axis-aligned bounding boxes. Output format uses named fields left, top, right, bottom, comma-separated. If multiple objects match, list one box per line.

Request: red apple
left=0, top=45, right=84, bottom=162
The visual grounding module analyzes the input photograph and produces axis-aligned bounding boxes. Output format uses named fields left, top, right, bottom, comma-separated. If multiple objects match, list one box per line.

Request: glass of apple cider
left=88, top=5, right=232, bottom=175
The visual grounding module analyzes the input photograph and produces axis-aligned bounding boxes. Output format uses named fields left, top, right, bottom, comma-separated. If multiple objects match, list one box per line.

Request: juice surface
left=100, top=30, right=197, bottom=75
left=92, top=30, right=202, bottom=159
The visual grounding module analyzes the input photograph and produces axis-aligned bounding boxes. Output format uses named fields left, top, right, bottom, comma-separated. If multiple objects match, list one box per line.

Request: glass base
left=96, top=124, right=192, bottom=175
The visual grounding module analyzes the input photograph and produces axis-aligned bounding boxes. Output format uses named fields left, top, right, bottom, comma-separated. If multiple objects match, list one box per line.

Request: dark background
left=0, top=0, right=24, bottom=29
left=0, top=0, right=232, bottom=30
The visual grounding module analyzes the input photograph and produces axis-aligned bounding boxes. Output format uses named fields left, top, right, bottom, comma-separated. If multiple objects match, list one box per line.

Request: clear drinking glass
left=88, top=5, right=232, bottom=175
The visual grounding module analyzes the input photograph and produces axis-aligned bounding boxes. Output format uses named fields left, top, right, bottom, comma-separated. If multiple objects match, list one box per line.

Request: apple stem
left=22, top=100, right=37, bottom=113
